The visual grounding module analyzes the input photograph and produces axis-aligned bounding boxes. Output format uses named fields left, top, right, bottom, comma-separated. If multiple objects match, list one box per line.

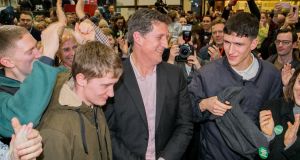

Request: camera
left=175, top=25, right=193, bottom=62
left=155, top=0, right=168, bottom=14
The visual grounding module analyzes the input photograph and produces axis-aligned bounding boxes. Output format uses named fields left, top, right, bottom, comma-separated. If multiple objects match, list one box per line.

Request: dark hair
left=276, top=28, right=298, bottom=43
left=19, top=10, right=33, bottom=19
left=284, top=67, right=300, bottom=102
left=127, top=8, right=171, bottom=44
left=224, top=12, right=259, bottom=39
left=0, top=6, right=15, bottom=25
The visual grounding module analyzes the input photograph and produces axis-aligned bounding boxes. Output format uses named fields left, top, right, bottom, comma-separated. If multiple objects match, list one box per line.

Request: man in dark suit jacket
left=105, top=9, right=193, bottom=160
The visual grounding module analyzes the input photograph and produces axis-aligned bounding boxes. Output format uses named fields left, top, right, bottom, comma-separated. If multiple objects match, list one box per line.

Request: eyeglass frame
left=274, top=39, right=293, bottom=46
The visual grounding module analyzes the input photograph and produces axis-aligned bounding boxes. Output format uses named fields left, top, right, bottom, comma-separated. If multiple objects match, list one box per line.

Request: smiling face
left=202, top=16, right=212, bottom=31
left=60, top=39, right=77, bottom=69
left=223, top=32, right=257, bottom=70
left=4, top=33, right=40, bottom=81
left=135, top=21, right=169, bottom=66
left=212, top=23, right=225, bottom=46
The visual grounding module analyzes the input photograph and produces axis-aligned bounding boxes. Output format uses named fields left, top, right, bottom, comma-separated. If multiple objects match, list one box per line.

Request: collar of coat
left=59, top=78, right=82, bottom=107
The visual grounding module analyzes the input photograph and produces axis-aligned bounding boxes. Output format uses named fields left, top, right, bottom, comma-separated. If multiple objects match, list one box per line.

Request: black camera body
left=175, top=43, right=194, bottom=62
left=155, top=0, right=168, bottom=14
left=175, top=25, right=193, bottom=62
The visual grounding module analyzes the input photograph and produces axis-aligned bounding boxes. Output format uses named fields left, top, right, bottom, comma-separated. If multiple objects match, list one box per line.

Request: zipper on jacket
left=93, top=107, right=102, bottom=156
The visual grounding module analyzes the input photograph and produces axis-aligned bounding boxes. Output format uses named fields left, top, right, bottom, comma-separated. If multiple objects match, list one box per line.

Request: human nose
left=33, top=48, right=41, bottom=59
left=107, top=86, right=114, bottom=97
left=228, top=43, right=234, bottom=54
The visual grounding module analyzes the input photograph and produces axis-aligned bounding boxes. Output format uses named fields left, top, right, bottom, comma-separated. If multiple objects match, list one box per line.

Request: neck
left=233, top=54, right=254, bottom=71
left=278, top=52, right=293, bottom=65
left=131, top=50, right=156, bottom=77
left=73, top=84, right=92, bottom=107
left=4, top=69, right=25, bottom=82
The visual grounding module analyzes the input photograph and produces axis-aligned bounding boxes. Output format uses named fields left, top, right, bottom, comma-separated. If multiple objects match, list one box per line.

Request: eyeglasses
left=274, top=40, right=292, bottom=46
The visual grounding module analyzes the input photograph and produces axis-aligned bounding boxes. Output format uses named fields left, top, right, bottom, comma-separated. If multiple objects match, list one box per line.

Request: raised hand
left=41, top=22, right=65, bottom=59
left=259, top=110, right=274, bottom=136
left=284, top=114, right=300, bottom=147
left=56, top=0, right=67, bottom=25
left=187, top=50, right=201, bottom=70
left=10, top=117, right=43, bottom=160
left=167, top=44, right=179, bottom=64
left=281, top=63, right=295, bottom=87
left=208, top=45, right=221, bottom=61
left=75, top=0, right=85, bottom=19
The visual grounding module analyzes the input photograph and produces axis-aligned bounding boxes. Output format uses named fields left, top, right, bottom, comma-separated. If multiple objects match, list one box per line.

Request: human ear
left=250, top=38, right=258, bottom=50
left=75, top=73, right=87, bottom=87
left=0, top=57, right=15, bottom=68
left=133, top=32, right=143, bottom=46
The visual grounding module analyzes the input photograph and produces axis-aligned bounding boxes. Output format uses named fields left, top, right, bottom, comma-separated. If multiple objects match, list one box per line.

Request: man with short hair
left=105, top=8, right=193, bottom=160
left=199, top=17, right=226, bottom=63
left=0, top=23, right=64, bottom=138
left=268, top=28, right=300, bottom=70
left=37, top=41, right=123, bottom=159
left=18, top=11, right=41, bottom=41
left=189, top=12, right=282, bottom=159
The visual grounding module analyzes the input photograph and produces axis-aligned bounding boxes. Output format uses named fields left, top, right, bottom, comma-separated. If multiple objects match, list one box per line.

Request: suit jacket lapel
left=123, top=59, right=148, bottom=128
left=155, top=63, right=166, bottom=129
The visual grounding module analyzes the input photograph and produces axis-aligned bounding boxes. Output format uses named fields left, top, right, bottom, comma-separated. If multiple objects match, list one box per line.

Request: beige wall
left=183, top=0, right=191, bottom=12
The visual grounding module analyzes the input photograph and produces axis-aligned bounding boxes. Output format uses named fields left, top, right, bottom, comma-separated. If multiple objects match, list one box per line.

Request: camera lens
left=179, top=45, right=191, bottom=58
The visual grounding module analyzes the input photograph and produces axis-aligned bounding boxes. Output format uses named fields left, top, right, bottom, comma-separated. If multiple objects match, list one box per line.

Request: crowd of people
left=0, top=0, right=300, bottom=159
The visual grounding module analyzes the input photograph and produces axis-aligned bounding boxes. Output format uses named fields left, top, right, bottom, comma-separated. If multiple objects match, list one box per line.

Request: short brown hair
left=211, top=17, right=226, bottom=28
left=72, top=41, right=123, bottom=80
left=0, top=25, right=28, bottom=58
left=127, top=8, right=171, bottom=44
left=19, top=11, right=33, bottom=19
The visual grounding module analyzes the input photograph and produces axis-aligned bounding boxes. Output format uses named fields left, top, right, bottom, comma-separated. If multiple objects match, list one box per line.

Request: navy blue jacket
left=188, top=57, right=282, bottom=160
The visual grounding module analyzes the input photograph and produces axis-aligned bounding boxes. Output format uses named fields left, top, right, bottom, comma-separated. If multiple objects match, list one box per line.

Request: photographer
left=199, top=17, right=226, bottom=64
left=167, top=30, right=202, bottom=83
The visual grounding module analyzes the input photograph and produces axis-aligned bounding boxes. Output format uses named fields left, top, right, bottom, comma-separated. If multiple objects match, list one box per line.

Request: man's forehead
left=15, top=33, right=36, bottom=48
left=20, top=14, right=32, bottom=19
left=277, top=32, right=292, bottom=39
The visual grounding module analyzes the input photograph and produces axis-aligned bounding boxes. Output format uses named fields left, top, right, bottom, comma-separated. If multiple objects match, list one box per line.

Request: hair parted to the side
left=276, top=28, right=298, bottom=43
left=72, top=41, right=123, bottom=80
left=0, top=25, right=29, bottom=65
left=127, top=8, right=171, bottom=44
left=224, top=12, right=259, bottom=39
left=284, top=67, right=300, bottom=103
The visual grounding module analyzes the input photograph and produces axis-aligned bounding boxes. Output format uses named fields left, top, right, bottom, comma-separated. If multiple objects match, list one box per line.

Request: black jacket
left=213, top=87, right=268, bottom=160
left=262, top=98, right=300, bottom=160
